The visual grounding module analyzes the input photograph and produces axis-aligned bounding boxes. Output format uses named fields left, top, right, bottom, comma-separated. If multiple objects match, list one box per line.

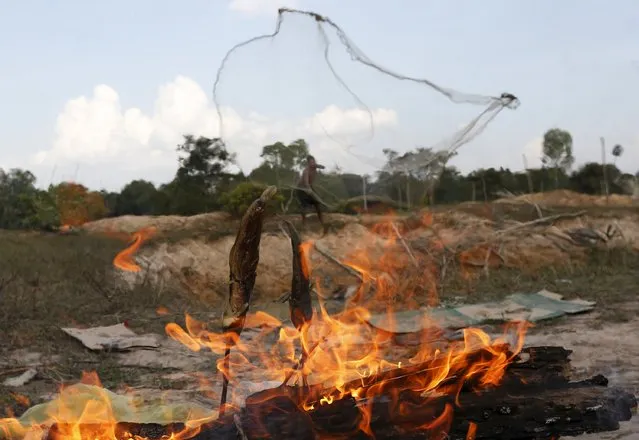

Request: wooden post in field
left=523, top=154, right=534, bottom=193
left=481, top=176, right=488, bottom=202
left=601, top=137, right=609, bottom=204
left=362, top=174, right=368, bottom=212
left=406, top=172, right=411, bottom=209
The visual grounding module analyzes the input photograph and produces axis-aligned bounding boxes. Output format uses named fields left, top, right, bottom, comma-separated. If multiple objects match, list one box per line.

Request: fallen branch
left=496, top=210, right=587, bottom=236
left=391, top=222, right=419, bottom=267
left=313, top=243, right=367, bottom=281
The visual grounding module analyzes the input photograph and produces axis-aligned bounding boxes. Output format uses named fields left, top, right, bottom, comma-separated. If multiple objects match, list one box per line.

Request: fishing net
left=212, top=8, right=519, bottom=212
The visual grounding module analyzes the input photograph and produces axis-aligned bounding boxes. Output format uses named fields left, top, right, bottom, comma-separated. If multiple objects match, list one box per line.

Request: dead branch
left=496, top=210, right=587, bottom=236
left=220, top=185, right=277, bottom=415
left=313, top=243, right=366, bottom=281
left=391, top=222, right=419, bottom=267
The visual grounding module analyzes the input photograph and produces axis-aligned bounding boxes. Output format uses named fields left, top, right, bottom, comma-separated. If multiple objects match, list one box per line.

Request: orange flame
left=158, top=213, right=531, bottom=437
left=2, top=212, right=534, bottom=439
left=112, top=227, right=156, bottom=272
left=0, top=370, right=216, bottom=440
left=299, top=240, right=314, bottom=279
left=466, top=421, right=478, bottom=439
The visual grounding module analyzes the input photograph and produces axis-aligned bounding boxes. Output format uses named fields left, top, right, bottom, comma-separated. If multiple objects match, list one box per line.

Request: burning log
left=190, top=346, right=635, bottom=440
left=220, top=186, right=278, bottom=414
left=43, top=346, right=635, bottom=440
left=199, top=381, right=634, bottom=440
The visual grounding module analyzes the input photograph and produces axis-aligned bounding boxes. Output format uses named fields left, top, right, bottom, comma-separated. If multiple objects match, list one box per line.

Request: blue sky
left=1, top=0, right=637, bottom=191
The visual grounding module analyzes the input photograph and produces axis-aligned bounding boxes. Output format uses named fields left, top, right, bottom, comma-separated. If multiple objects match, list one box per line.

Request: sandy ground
left=526, top=303, right=639, bottom=439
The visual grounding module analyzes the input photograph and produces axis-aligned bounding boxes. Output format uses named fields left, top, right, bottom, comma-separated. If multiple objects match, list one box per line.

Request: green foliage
left=115, top=180, right=164, bottom=216
left=260, top=139, right=308, bottom=171
left=164, top=135, right=242, bottom=215
left=176, top=135, right=236, bottom=185
left=28, top=190, right=60, bottom=230
left=0, top=169, right=60, bottom=230
left=569, top=162, right=625, bottom=195
left=219, top=181, right=285, bottom=217
left=252, top=139, right=310, bottom=187
left=542, top=128, right=574, bottom=169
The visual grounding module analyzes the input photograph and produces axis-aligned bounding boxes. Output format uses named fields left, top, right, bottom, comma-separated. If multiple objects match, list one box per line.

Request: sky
left=1, top=0, right=637, bottom=191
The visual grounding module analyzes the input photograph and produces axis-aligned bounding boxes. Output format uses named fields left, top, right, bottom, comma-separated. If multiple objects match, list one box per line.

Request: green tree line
left=1, top=128, right=636, bottom=230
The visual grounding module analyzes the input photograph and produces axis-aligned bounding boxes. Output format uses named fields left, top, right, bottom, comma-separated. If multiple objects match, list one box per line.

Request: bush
left=220, top=182, right=285, bottom=217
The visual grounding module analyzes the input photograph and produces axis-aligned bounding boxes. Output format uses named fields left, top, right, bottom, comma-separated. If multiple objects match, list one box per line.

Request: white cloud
left=228, top=0, right=298, bottom=17
left=34, top=75, right=398, bottom=187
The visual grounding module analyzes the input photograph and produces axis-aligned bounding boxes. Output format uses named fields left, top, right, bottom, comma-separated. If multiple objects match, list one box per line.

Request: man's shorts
left=295, top=188, right=319, bottom=209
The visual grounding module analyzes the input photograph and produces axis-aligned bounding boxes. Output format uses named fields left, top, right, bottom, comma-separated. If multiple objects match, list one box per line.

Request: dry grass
left=0, top=230, right=201, bottom=352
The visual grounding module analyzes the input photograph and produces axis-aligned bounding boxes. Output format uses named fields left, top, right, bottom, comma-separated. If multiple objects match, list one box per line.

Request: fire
left=161, top=214, right=530, bottom=435
left=113, top=227, right=156, bottom=272
left=466, top=421, right=478, bottom=439
left=1, top=212, right=532, bottom=439
left=0, top=372, right=215, bottom=440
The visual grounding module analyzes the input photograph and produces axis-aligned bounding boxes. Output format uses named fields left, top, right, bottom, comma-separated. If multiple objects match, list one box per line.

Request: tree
left=176, top=135, right=236, bottom=191
left=117, top=180, right=162, bottom=216
left=569, top=162, right=623, bottom=195
left=219, top=181, right=285, bottom=217
left=434, top=166, right=470, bottom=204
left=169, top=135, right=239, bottom=214
left=541, top=128, right=575, bottom=188
left=51, top=182, right=108, bottom=226
left=0, top=168, right=56, bottom=229
left=376, top=148, right=405, bottom=204
left=340, top=173, right=366, bottom=198
left=259, top=139, right=309, bottom=186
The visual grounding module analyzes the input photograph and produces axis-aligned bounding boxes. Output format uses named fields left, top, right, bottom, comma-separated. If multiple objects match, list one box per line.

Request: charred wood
left=46, top=346, right=636, bottom=440
left=192, top=379, right=635, bottom=440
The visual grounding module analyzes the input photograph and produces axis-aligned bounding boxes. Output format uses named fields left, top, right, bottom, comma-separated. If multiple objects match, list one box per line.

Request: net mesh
left=212, top=8, right=519, bottom=211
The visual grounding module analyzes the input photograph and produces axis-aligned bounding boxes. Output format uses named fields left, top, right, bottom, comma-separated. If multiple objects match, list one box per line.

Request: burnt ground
left=0, top=203, right=638, bottom=438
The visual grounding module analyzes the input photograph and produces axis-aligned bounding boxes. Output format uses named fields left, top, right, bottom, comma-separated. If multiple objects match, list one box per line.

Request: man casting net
left=211, top=8, right=519, bottom=215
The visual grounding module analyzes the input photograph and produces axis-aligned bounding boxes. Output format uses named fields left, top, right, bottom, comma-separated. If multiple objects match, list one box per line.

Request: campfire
left=1, top=187, right=636, bottom=440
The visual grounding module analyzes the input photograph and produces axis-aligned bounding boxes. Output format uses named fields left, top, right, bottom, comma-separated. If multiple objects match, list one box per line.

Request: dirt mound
left=495, top=190, right=636, bottom=207
left=119, top=221, right=387, bottom=307
left=109, top=206, right=639, bottom=308
left=405, top=210, right=639, bottom=273
left=82, top=212, right=232, bottom=234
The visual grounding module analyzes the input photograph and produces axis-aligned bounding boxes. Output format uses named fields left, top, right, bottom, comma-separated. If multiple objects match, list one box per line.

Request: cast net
left=212, top=8, right=519, bottom=212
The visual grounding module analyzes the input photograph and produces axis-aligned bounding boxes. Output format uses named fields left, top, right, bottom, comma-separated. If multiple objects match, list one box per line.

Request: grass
left=0, top=230, right=207, bottom=418
left=438, top=246, right=639, bottom=305
left=0, top=230, right=200, bottom=352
